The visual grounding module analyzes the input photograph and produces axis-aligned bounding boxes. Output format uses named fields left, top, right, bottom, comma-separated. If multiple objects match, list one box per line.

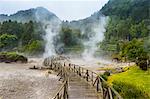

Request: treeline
left=0, top=20, right=45, bottom=55
left=101, top=0, right=150, bottom=70
left=0, top=20, right=84, bottom=55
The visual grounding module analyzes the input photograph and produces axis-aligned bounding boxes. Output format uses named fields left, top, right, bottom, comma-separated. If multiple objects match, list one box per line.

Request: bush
left=0, top=52, right=27, bottom=63
left=136, top=60, right=148, bottom=70
left=112, top=53, right=122, bottom=62
left=101, top=71, right=111, bottom=81
left=0, top=34, right=18, bottom=50
left=135, top=52, right=149, bottom=70
left=112, top=81, right=148, bottom=99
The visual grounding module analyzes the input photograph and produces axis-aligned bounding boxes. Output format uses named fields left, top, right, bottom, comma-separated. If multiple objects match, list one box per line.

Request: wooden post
left=82, top=68, right=84, bottom=77
left=108, top=87, right=113, bottom=99
left=91, top=72, right=93, bottom=84
left=57, top=93, right=59, bottom=99
left=79, top=67, right=81, bottom=76
left=76, top=68, right=78, bottom=74
left=104, top=89, right=107, bottom=99
left=63, top=81, right=68, bottom=99
left=63, top=84, right=66, bottom=99
left=64, top=62, right=65, bottom=67
left=96, top=78, right=99, bottom=92
left=86, top=70, right=89, bottom=81
left=50, top=60, right=52, bottom=69
left=69, top=63, right=71, bottom=71
left=74, top=65, right=75, bottom=73
left=54, top=64, right=56, bottom=71
left=99, top=78, right=103, bottom=97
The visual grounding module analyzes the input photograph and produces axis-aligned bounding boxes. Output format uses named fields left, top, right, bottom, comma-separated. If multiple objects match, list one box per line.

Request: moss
left=0, top=52, right=27, bottom=63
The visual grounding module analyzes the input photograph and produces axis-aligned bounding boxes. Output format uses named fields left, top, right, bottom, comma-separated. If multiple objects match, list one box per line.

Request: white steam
left=43, top=26, right=57, bottom=57
left=35, top=7, right=61, bottom=58
left=82, top=16, right=107, bottom=60
left=35, top=7, right=107, bottom=58
left=43, top=21, right=61, bottom=58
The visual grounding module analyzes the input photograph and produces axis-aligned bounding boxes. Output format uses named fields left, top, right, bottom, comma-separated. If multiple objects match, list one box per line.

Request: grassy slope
left=107, top=66, right=150, bottom=98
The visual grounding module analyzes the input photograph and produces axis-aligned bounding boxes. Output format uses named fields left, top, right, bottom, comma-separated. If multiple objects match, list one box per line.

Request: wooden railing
left=45, top=59, right=69, bottom=99
left=44, top=56, right=123, bottom=99
left=51, top=80, right=68, bottom=99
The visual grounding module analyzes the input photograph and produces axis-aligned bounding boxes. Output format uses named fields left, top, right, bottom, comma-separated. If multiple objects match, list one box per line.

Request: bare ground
left=0, top=58, right=61, bottom=99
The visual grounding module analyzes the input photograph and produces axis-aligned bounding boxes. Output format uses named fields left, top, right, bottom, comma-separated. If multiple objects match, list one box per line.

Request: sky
left=0, top=0, right=109, bottom=21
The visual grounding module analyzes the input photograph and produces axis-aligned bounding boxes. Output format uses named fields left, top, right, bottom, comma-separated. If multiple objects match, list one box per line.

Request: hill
left=0, top=7, right=61, bottom=23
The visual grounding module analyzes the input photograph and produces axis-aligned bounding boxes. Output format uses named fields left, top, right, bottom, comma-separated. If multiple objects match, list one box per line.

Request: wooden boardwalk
left=43, top=56, right=122, bottom=99
left=68, top=69, right=99, bottom=99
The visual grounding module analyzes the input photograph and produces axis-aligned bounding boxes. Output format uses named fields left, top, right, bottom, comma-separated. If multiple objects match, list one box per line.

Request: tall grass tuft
left=112, top=80, right=149, bottom=99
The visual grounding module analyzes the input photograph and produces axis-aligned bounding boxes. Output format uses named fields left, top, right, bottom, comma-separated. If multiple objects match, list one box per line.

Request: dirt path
left=0, top=58, right=61, bottom=99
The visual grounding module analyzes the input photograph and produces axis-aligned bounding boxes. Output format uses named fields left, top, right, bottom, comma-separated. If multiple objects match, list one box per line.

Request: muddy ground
left=69, top=57, right=135, bottom=73
left=0, top=58, right=61, bottom=99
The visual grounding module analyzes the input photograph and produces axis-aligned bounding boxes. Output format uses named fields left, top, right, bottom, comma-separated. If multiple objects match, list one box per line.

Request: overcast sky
left=0, top=0, right=109, bottom=21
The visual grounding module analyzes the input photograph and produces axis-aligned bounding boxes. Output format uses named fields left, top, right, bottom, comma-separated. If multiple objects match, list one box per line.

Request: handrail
left=51, top=80, right=68, bottom=99
left=45, top=59, right=69, bottom=99
left=44, top=56, right=123, bottom=99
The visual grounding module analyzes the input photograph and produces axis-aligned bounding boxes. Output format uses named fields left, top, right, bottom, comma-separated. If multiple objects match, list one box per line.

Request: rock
left=0, top=52, right=28, bottom=63
left=115, top=67, right=123, bottom=73
left=29, top=66, right=39, bottom=69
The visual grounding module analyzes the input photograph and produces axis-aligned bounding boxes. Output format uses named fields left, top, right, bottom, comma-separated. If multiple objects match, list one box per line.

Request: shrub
left=136, top=60, right=148, bottom=70
left=112, top=53, right=122, bottom=62
left=101, top=71, right=111, bottom=81
left=135, top=52, right=149, bottom=70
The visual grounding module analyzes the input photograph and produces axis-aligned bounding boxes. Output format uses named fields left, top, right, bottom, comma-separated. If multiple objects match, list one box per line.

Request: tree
left=120, top=39, right=149, bottom=70
left=0, top=34, right=18, bottom=50
left=59, top=27, right=82, bottom=47
left=22, top=21, right=34, bottom=45
left=23, top=40, right=44, bottom=55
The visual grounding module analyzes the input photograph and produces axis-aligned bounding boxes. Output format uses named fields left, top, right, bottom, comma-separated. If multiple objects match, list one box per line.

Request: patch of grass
left=113, top=80, right=147, bottom=99
left=98, top=67, right=114, bottom=71
left=108, top=66, right=150, bottom=99
left=97, top=62, right=101, bottom=65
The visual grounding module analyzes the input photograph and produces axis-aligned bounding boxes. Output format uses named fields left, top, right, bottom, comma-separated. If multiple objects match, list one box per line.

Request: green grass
left=108, top=66, right=150, bottom=99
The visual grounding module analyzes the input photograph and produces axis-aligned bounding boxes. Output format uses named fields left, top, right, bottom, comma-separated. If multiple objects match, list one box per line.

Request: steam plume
left=82, top=16, right=107, bottom=60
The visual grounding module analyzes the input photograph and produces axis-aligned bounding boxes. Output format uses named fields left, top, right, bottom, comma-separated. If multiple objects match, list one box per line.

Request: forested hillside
left=0, top=7, right=104, bottom=55
left=100, top=0, right=150, bottom=70
left=0, top=0, right=149, bottom=62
